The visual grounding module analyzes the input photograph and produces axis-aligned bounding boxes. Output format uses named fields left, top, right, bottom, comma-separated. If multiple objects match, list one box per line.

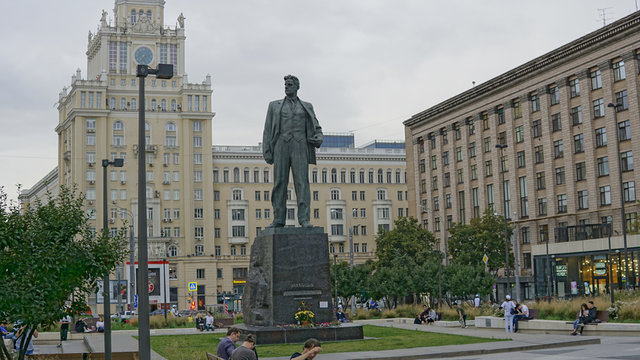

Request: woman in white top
left=500, top=295, right=516, bottom=333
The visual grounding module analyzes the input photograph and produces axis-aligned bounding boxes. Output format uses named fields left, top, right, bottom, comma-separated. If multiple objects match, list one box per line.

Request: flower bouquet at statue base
left=294, top=301, right=315, bottom=326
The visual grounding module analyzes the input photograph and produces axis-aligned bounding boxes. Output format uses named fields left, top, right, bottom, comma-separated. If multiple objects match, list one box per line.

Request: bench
left=206, top=352, right=224, bottom=360
left=596, top=310, right=609, bottom=323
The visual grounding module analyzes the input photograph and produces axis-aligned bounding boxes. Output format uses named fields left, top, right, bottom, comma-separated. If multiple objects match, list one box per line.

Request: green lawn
left=150, top=325, right=505, bottom=360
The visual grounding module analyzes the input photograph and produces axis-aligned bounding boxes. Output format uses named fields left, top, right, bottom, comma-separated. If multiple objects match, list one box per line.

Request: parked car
left=111, top=310, right=136, bottom=320
left=149, top=309, right=170, bottom=316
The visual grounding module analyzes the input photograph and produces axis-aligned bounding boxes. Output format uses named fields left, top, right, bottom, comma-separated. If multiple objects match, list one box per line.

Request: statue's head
left=284, top=74, right=300, bottom=97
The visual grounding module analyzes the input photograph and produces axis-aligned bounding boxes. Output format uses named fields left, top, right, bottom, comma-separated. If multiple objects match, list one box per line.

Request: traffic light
left=190, top=297, right=196, bottom=310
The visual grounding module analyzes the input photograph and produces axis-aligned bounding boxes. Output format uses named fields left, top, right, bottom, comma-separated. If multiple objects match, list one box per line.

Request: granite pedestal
left=241, top=226, right=363, bottom=344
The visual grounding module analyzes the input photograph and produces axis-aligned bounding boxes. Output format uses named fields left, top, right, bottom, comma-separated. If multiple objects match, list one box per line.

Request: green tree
left=445, top=264, right=495, bottom=301
left=447, top=209, right=513, bottom=274
left=374, top=217, right=438, bottom=307
left=0, top=187, right=128, bottom=360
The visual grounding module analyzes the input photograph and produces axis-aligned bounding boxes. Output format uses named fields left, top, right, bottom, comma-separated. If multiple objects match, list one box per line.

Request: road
left=436, top=336, right=640, bottom=360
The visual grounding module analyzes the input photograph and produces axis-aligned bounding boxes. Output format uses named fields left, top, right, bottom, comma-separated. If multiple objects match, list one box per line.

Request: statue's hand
left=264, top=155, right=273, bottom=165
left=308, top=135, right=323, bottom=148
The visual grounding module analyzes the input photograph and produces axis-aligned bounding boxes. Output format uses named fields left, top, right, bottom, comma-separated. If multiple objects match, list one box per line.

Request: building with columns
left=405, top=12, right=640, bottom=300
left=20, top=0, right=408, bottom=313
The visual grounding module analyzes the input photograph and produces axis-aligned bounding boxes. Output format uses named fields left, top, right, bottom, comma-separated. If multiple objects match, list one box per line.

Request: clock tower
left=56, top=0, right=214, bottom=314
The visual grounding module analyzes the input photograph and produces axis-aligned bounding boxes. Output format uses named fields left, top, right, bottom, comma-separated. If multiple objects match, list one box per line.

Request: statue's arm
left=263, top=103, right=274, bottom=164
left=307, top=103, right=323, bottom=148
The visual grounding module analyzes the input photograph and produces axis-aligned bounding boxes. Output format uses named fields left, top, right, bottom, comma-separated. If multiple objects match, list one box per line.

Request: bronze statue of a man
left=263, top=75, right=323, bottom=228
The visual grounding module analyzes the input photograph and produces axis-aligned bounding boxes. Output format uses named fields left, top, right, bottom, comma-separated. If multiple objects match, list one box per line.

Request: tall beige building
left=21, top=1, right=408, bottom=312
left=46, top=0, right=213, bottom=313
left=405, top=12, right=640, bottom=300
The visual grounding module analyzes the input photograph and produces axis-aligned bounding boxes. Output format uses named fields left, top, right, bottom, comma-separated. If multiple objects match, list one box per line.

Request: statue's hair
left=284, top=74, right=300, bottom=88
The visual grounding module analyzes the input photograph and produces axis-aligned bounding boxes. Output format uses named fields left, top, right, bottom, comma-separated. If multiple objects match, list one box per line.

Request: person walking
left=500, top=295, right=516, bottom=333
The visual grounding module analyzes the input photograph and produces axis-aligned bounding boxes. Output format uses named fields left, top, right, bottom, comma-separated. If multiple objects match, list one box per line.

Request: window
left=330, top=189, right=340, bottom=200
left=553, top=140, right=563, bottom=158
left=433, top=196, right=439, bottom=211
left=232, top=209, right=245, bottom=221
left=213, top=191, right=220, bottom=201
left=430, top=155, right=437, bottom=170
left=619, top=120, right=631, bottom=141
left=456, top=147, right=463, bottom=162
left=360, top=208, right=366, bottom=218
left=532, top=120, right=542, bottom=138
left=469, top=142, right=476, bottom=157
left=514, top=151, right=525, bottom=168
left=194, top=189, right=203, bottom=201
left=613, top=60, right=626, bottom=81
left=590, top=69, right=602, bottom=90
left=360, top=191, right=365, bottom=201
left=195, top=245, right=204, bottom=256
left=530, top=93, right=540, bottom=112
left=434, top=217, right=440, bottom=232
left=595, top=127, right=607, bottom=147
left=377, top=207, right=390, bottom=219
left=512, top=99, right=522, bottom=119
left=615, top=90, right=629, bottom=110
left=86, top=134, right=96, bottom=146
left=432, top=176, right=438, bottom=189
left=443, top=151, right=449, bottom=165
left=330, top=208, right=343, bottom=220
left=577, top=190, right=588, bottom=210
left=232, top=226, right=246, bottom=237
left=483, top=137, right=491, bottom=153
left=569, top=78, right=580, bottom=97
left=538, top=198, right=547, bottom=216
left=486, top=184, right=494, bottom=209
left=456, top=169, right=463, bottom=184
left=536, top=172, right=545, bottom=190
left=551, top=113, right=562, bottom=132
left=549, top=86, right=560, bottom=105
left=534, top=146, right=544, bottom=164
left=593, top=98, right=605, bottom=118
left=265, top=209, right=270, bottom=219
left=444, top=172, right=450, bottom=187
left=624, top=181, right=636, bottom=202
left=377, top=189, right=387, bottom=200
left=442, top=130, right=448, bottom=144
left=621, top=151, right=634, bottom=171
left=232, top=189, right=242, bottom=200
left=515, top=126, right=524, bottom=143
left=600, top=185, right=612, bottom=206
left=331, top=224, right=344, bottom=236
left=214, top=209, right=220, bottom=219
left=574, top=133, right=584, bottom=153
left=575, top=162, right=586, bottom=181
left=521, top=227, right=530, bottom=244
left=557, top=194, right=567, bottom=213
left=445, top=194, right=452, bottom=209
left=555, top=167, right=565, bottom=185
left=314, top=191, right=319, bottom=201
left=194, top=208, right=203, bottom=219
left=471, top=165, right=478, bottom=180
left=485, top=160, right=492, bottom=177
left=597, top=157, right=609, bottom=176
left=571, top=106, right=583, bottom=125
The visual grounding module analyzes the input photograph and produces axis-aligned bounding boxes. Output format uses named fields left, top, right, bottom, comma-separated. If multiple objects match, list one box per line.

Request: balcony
left=555, top=224, right=610, bottom=243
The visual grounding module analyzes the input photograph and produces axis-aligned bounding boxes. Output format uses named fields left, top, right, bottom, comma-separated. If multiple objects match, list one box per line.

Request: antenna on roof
left=598, top=7, right=613, bottom=26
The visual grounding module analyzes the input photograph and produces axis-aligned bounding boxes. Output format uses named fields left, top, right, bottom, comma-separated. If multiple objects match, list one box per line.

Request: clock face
left=135, top=46, right=154, bottom=65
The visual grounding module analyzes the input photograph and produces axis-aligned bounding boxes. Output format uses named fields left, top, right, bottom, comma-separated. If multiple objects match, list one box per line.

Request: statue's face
left=284, top=79, right=298, bottom=97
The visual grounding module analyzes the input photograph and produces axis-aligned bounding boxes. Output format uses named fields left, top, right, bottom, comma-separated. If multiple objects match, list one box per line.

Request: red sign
left=148, top=281, right=154, bottom=293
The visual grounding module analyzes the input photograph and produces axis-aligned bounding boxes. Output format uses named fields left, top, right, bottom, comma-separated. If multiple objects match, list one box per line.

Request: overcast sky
left=0, top=0, right=637, bottom=199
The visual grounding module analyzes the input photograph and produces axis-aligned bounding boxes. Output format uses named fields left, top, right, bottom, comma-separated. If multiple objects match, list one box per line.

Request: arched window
left=168, top=245, right=177, bottom=257
left=165, top=122, right=176, bottom=131
left=223, top=168, right=229, bottom=183
left=151, top=99, right=157, bottom=110
left=322, top=169, right=328, bottom=183
left=243, top=167, right=250, bottom=183
left=130, top=9, right=137, bottom=24
left=170, top=99, right=176, bottom=111
left=340, top=169, right=346, bottom=183
left=161, top=99, right=167, bottom=111
left=377, top=169, right=384, bottom=183
left=120, top=98, right=126, bottom=110
left=395, top=169, right=402, bottom=184
left=331, top=168, right=337, bottom=183
left=386, top=169, right=392, bottom=184
left=113, top=121, right=124, bottom=130
left=146, top=10, right=152, bottom=20
left=233, top=167, right=240, bottom=183
left=145, top=122, right=151, bottom=144
left=263, top=168, right=270, bottom=183
left=253, top=167, right=260, bottom=183
left=138, top=10, right=144, bottom=19
left=131, top=98, right=137, bottom=110
left=312, top=168, right=318, bottom=183
left=350, top=169, right=356, bottom=183
left=109, top=97, right=116, bottom=110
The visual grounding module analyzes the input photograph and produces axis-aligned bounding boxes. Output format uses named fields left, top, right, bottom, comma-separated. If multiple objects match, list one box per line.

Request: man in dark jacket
left=579, top=301, right=598, bottom=335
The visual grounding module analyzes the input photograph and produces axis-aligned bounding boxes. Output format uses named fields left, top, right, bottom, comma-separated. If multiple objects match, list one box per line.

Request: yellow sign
left=482, top=254, right=489, bottom=265
left=233, top=280, right=247, bottom=284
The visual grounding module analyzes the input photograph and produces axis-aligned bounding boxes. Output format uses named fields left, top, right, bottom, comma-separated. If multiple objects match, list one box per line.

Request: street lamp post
left=333, top=254, right=338, bottom=312
left=605, top=222, right=615, bottom=307
left=118, top=208, right=136, bottom=312
left=102, top=158, right=124, bottom=360
left=608, top=102, right=631, bottom=291
left=495, top=143, right=510, bottom=298
left=348, top=225, right=356, bottom=316
left=543, top=229, right=551, bottom=300
left=512, top=213, right=521, bottom=303
left=136, top=63, right=173, bottom=360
